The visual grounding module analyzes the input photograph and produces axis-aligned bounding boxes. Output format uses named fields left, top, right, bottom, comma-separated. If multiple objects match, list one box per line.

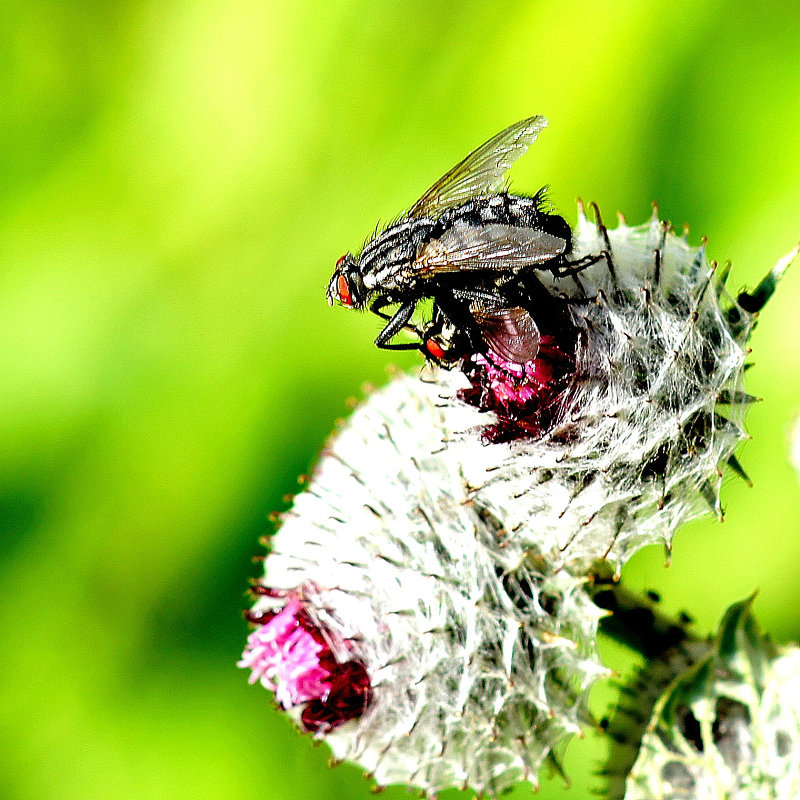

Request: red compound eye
left=337, top=274, right=353, bottom=306
left=425, top=339, right=446, bottom=360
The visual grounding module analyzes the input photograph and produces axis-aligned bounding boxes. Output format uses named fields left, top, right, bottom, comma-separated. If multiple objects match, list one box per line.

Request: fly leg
left=371, top=297, right=421, bottom=350
left=434, top=288, right=487, bottom=354
left=417, top=301, right=462, bottom=364
left=552, top=251, right=606, bottom=277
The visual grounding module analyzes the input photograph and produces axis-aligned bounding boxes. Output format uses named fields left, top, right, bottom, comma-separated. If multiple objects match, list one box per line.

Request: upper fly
left=328, top=116, right=597, bottom=364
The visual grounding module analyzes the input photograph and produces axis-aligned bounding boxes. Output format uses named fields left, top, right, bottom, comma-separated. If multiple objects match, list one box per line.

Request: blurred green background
left=2, top=1, right=800, bottom=798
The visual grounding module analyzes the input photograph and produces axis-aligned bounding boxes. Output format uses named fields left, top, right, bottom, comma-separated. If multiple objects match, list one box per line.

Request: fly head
left=328, top=253, right=367, bottom=309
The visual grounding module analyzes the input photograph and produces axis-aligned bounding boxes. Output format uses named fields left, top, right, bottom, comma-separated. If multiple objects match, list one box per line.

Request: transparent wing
left=408, top=116, right=548, bottom=219
left=472, top=305, right=540, bottom=363
left=414, top=223, right=567, bottom=276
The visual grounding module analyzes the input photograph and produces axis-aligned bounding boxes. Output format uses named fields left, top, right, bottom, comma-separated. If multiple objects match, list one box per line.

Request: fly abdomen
left=433, top=192, right=570, bottom=245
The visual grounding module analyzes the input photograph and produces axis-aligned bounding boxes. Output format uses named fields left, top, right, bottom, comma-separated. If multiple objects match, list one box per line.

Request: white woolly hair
left=256, top=373, right=607, bottom=797
left=432, top=207, right=795, bottom=573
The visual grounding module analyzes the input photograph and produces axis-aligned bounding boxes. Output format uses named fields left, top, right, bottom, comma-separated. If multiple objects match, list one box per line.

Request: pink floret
left=472, top=350, right=553, bottom=408
left=238, top=598, right=331, bottom=708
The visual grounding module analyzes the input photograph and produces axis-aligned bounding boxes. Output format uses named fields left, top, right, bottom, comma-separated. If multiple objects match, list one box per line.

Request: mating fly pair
left=327, top=116, right=595, bottom=365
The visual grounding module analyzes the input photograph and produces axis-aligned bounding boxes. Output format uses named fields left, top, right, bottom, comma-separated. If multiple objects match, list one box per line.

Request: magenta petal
left=239, top=598, right=331, bottom=708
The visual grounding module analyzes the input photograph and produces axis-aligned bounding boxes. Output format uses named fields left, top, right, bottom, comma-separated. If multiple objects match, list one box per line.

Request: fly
left=328, top=116, right=594, bottom=364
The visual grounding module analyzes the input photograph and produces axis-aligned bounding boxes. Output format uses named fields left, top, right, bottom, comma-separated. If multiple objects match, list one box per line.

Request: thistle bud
left=434, top=208, right=795, bottom=572
left=242, top=375, right=607, bottom=797
left=239, top=594, right=371, bottom=731
left=617, top=597, right=800, bottom=799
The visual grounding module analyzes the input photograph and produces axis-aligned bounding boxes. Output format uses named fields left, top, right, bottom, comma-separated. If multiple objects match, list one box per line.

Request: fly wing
left=408, top=116, right=548, bottom=219
left=415, top=223, right=567, bottom=276
left=472, top=305, right=541, bottom=363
